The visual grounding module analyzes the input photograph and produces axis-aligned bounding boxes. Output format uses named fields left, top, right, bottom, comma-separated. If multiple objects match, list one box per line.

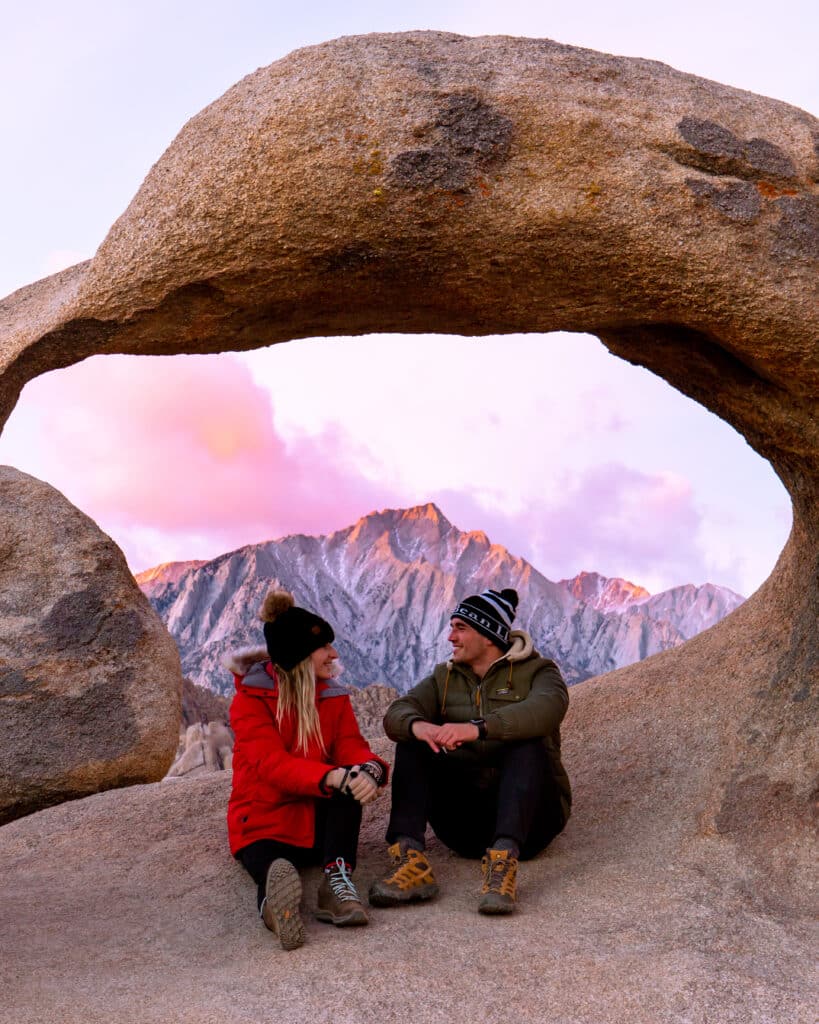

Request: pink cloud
left=434, top=464, right=718, bottom=593
left=1, top=353, right=400, bottom=569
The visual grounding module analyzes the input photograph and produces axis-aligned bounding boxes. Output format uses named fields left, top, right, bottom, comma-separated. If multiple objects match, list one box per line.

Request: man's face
left=448, top=617, right=494, bottom=667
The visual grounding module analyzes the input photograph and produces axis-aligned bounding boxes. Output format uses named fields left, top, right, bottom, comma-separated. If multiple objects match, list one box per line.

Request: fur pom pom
left=259, top=589, right=295, bottom=622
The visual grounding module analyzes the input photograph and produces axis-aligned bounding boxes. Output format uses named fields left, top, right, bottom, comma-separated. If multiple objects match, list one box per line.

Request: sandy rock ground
left=1, top=767, right=814, bottom=1024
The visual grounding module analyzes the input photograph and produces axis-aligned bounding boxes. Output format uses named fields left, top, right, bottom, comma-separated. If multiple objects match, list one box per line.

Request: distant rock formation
left=0, top=467, right=182, bottom=825
left=138, top=504, right=744, bottom=694
left=166, top=720, right=233, bottom=778
left=166, top=677, right=234, bottom=778
left=349, top=683, right=400, bottom=740
left=181, top=676, right=230, bottom=728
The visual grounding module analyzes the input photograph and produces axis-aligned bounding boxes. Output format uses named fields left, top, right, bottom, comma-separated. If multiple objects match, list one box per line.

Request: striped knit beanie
left=451, top=588, right=519, bottom=650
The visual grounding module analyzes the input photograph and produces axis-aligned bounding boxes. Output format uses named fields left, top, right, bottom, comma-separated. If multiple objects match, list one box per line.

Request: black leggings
left=386, top=737, right=568, bottom=860
left=237, top=791, right=362, bottom=908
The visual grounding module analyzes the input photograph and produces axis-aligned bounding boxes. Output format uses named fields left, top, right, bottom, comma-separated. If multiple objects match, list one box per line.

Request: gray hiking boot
left=260, top=858, right=305, bottom=949
left=315, top=858, right=369, bottom=926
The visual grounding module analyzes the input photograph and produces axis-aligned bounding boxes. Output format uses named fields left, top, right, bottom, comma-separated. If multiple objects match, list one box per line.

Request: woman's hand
left=324, top=767, right=348, bottom=791
left=323, top=766, right=379, bottom=804
left=344, top=766, right=380, bottom=805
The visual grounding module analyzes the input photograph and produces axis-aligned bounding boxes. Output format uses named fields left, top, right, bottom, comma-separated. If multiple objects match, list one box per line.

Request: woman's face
left=310, top=643, right=339, bottom=681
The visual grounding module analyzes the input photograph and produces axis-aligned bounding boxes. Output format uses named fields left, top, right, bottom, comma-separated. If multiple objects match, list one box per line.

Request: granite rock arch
left=0, top=33, right=815, bottom=899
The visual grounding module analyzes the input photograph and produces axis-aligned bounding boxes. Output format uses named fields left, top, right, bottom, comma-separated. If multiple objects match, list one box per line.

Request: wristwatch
left=470, top=718, right=488, bottom=740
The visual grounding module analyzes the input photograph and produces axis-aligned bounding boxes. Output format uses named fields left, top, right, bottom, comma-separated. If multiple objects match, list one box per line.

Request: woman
left=225, top=590, right=388, bottom=950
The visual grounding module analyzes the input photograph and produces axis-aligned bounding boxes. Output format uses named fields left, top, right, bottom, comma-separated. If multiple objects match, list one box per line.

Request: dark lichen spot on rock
left=390, top=93, right=512, bottom=194
left=679, top=117, right=743, bottom=162
left=412, top=60, right=442, bottom=84
left=316, top=243, right=381, bottom=274
left=97, top=608, right=144, bottom=651
left=434, top=94, right=512, bottom=167
left=0, top=669, right=138, bottom=795
left=743, top=137, right=797, bottom=180
left=42, top=588, right=110, bottom=648
left=686, top=177, right=762, bottom=223
left=0, top=668, right=36, bottom=697
left=390, top=148, right=473, bottom=191
left=772, top=195, right=819, bottom=260
left=674, top=117, right=797, bottom=181
left=41, top=588, right=145, bottom=652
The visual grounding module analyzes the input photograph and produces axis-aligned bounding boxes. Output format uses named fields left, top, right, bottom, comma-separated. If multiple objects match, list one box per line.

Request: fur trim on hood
left=505, top=629, right=534, bottom=662
left=222, top=646, right=269, bottom=676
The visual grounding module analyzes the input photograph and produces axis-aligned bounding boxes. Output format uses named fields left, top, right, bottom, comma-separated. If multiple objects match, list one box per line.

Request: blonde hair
left=259, top=587, right=326, bottom=756
left=273, top=657, right=326, bottom=756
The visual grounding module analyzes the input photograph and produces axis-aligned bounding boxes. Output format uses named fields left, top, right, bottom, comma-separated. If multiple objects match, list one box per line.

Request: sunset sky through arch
left=1, top=0, right=812, bottom=596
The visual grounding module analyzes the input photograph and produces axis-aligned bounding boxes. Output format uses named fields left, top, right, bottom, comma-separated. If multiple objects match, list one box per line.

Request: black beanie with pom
left=260, top=590, right=334, bottom=671
left=451, top=588, right=519, bottom=650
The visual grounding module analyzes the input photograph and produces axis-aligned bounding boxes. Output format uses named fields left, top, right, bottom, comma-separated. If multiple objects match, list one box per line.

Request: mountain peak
left=396, top=502, right=450, bottom=525
left=134, top=559, right=208, bottom=590
left=559, top=571, right=651, bottom=614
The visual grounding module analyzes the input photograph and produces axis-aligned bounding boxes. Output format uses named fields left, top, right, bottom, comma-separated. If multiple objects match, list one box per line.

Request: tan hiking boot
left=260, top=858, right=305, bottom=950
left=478, top=849, right=518, bottom=915
left=315, top=858, right=369, bottom=927
left=368, top=841, right=439, bottom=907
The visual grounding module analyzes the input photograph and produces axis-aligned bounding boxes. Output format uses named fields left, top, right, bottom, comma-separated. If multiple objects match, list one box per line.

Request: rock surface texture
left=0, top=30, right=816, bottom=1023
left=0, top=468, right=182, bottom=824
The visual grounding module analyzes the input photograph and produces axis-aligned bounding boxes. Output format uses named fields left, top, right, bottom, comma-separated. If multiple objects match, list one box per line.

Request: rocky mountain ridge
left=137, top=504, right=744, bottom=695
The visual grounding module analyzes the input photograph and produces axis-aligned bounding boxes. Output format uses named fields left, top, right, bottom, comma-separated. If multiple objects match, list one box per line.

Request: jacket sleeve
left=230, top=691, right=330, bottom=797
left=484, top=661, right=569, bottom=742
left=328, top=697, right=390, bottom=783
left=383, top=672, right=442, bottom=742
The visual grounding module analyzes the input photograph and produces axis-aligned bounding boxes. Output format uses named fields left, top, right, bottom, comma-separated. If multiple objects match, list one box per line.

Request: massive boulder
left=0, top=29, right=815, bottom=1002
left=0, top=468, right=182, bottom=823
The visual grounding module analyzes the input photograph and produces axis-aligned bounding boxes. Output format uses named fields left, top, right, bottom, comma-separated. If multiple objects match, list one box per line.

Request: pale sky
left=1, top=0, right=813, bottom=595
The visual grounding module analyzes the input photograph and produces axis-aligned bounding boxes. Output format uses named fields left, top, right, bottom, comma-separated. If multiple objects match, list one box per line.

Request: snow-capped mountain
left=558, top=570, right=744, bottom=638
left=137, top=504, right=744, bottom=696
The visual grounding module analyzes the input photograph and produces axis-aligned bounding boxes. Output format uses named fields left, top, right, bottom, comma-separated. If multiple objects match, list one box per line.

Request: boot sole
left=368, top=882, right=439, bottom=907
left=315, top=907, right=369, bottom=927
left=263, top=859, right=305, bottom=950
left=478, top=896, right=516, bottom=915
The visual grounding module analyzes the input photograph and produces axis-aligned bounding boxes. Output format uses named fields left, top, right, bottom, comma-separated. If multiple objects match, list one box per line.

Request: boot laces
left=483, top=854, right=516, bottom=895
left=327, top=857, right=360, bottom=902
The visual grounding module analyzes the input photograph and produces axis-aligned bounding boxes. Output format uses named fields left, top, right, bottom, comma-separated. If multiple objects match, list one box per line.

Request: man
left=369, top=587, right=571, bottom=915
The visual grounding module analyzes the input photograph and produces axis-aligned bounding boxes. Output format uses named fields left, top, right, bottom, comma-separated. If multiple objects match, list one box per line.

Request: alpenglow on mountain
left=137, top=504, right=744, bottom=696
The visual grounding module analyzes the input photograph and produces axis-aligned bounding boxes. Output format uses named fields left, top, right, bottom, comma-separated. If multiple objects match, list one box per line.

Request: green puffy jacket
left=383, top=631, right=571, bottom=817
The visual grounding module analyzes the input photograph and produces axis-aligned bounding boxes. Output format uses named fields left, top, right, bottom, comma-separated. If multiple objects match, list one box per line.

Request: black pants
left=237, top=791, right=362, bottom=908
left=386, top=737, right=568, bottom=860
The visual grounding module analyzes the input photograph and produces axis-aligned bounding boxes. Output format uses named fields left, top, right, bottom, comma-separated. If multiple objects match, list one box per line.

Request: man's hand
left=435, top=722, right=480, bottom=750
left=411, top=720, right=479, bottom=752
left=410, top=720, right=445, bottom=752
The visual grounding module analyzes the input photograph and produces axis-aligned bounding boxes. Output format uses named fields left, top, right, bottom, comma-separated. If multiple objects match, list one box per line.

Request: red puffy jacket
left=226, top=651, right=388, bottom=856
